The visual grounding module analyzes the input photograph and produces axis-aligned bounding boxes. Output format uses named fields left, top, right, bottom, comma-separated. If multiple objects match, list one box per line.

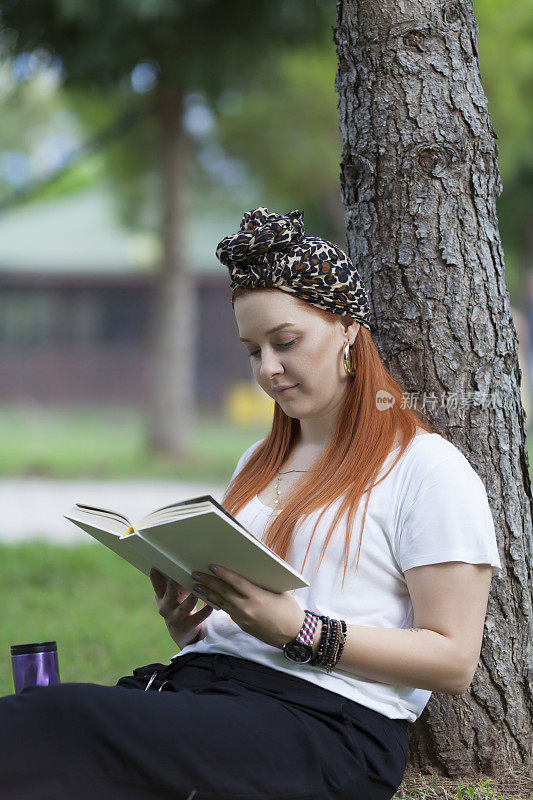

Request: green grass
left=0, top=405, right=269, bottom=481
left=0, top=540, right=183, bottom=696
left=393, top=772, right=533, bottom=799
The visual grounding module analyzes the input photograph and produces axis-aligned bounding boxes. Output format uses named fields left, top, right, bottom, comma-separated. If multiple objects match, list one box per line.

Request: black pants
left=0, top=652, right=409, bottom=800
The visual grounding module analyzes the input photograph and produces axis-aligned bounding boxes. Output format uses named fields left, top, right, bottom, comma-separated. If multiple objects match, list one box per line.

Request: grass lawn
left=0, top=404, right=269, bottom=481
left=394, top=769, right=533, bottom=799
left=0, top=541, right=179, bottom=696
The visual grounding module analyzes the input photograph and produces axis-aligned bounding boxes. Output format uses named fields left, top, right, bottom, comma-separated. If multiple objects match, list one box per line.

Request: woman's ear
left=341, top=318, right=360, bottom=346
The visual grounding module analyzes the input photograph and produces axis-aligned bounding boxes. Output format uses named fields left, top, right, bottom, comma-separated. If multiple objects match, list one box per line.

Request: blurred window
left=0, top=287, right=148, bottom=346
left=71, top=291, right=104, bottom=345
left=101, top=289, right=146, bottom=343
left=0, top=290, right=58, bottom=346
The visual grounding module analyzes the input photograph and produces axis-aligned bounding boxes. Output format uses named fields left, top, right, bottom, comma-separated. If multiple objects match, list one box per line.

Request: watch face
left=283, top=641, right=312, bottom=663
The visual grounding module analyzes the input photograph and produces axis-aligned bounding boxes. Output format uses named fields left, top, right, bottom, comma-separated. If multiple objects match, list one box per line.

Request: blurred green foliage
left=2, top=0, right=530, bottom=280
left=0, top=0, right=335, bottom=92
left=475, top=0, right=533, bottom=180
left=215, top=36, right=345, bottom=240
left=475, top=0, right=533, bottom=305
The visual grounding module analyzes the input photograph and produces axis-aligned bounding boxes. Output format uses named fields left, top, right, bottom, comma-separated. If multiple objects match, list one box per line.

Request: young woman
left=0, top=207, right=501, bottom=800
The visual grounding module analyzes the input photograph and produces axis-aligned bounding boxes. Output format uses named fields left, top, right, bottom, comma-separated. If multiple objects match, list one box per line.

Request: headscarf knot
left=216, top=207, right=304, bottom=267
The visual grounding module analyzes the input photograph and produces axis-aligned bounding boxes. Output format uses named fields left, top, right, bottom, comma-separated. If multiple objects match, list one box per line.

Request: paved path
left=0, top=479, right=228, bottom=543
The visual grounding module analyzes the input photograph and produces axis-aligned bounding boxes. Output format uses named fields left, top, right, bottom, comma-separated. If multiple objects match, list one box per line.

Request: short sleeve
left=397, top=455, right=503, bottom=578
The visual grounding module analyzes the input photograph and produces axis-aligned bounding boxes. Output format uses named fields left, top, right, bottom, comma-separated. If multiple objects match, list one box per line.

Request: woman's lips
left=275, top=384, right=298, bottom=395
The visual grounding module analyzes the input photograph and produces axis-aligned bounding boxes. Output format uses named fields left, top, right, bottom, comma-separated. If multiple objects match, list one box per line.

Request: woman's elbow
left=449, top=662, right=477, bottom=695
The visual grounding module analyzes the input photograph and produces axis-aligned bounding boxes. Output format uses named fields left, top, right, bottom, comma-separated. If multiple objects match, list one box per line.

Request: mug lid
left=11, top=641, right=57, bottom=655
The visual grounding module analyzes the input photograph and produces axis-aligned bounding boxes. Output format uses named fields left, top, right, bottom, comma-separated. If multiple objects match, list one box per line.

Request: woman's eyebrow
left=240, top=322, right=297, bottom=342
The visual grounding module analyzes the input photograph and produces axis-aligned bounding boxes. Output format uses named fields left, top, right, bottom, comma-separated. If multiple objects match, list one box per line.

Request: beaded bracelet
left=322, top=618, right=337, bottom=667
left=336, top=620, right=347, bottom=663
left=309, top=615, right=329, bottom=667
left=313, top=616, right=336, bottom=669
left=308, top=616, right=347, bottom=673
left=328, top=619, right=347, bottom=673
left=326, top=619, right=342, bottom=674
left=320, top=617, right=335, bottom=668
left=324, top=619, right=341, bottom=672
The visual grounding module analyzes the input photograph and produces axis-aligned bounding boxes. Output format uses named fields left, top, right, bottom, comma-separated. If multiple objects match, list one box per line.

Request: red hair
left=222, top=286, right=436, bottom=588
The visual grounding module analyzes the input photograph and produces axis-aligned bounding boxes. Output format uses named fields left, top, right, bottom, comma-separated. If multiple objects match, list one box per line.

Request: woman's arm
left=308, top=561, right=493, bottom=694
left=190, top=561, right=494, bottom=695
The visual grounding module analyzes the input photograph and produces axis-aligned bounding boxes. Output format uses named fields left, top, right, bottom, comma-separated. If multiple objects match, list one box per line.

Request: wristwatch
left=282, top=610, right=320, bottom=664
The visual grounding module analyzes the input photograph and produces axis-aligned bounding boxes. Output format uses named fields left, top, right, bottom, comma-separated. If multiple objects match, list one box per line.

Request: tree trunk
left=147, top=87, right=197, bottom=458
left=334, top=0, right=533, bottom=780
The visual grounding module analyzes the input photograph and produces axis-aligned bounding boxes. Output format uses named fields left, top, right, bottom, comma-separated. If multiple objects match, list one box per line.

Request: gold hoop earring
left=343, top=342, right=355, bottom=376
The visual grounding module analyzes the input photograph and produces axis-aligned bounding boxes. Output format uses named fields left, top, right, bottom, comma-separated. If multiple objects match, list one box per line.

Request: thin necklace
left=273, top=468, right=308, bottom=509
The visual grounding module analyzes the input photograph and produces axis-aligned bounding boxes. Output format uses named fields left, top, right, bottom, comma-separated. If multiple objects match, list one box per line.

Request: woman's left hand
left=190, top=565, right=305, bottom=649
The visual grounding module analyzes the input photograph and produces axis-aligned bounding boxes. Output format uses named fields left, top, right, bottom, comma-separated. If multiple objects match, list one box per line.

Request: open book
left=64, top=494, right=308, bottom=608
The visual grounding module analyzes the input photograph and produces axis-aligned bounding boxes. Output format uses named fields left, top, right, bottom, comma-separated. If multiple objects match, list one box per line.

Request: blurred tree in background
left=0, top=0, right=531, bottom=445
left=0, top=0, right=336, bottom=458
left=475, top=0, right=533, bottom=301
left=1, top=0, right=530, bottom=297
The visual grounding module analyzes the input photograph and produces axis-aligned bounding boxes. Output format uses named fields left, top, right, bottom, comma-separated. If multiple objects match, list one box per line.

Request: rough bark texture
left=148, top=88, right=197, bottom=457
left=334, top=0, right=533, bottom=779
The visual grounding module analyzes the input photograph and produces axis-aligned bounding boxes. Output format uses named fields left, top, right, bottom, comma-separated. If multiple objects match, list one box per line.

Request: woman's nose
left=258, top=349, right=284, bottom=379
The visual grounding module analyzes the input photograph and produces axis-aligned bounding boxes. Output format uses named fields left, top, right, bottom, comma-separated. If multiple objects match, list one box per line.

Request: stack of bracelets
left=308, top=613, right=347, bottom=674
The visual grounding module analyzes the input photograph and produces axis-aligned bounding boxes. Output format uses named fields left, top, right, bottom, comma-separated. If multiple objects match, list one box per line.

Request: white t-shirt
left=174, top=432, right=502, bottom=722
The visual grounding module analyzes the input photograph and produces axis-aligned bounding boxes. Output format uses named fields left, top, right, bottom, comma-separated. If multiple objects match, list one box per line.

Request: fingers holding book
left=149, top=566, right=171, bottom=599
left=149, top=567, right=190, bottom=609
left=149, top=567, right=214, bottom=649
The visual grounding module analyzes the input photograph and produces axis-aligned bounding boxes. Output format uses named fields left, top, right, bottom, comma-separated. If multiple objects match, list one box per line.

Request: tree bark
left=147, top=87, right=197, bottom=458
left=334, top=0, right=533, bottom=779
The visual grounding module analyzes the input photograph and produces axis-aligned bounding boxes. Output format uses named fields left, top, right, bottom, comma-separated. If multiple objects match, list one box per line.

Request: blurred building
left=3, top=188, right=530, bottom=427
left=0, top=187, right=250, bottom=410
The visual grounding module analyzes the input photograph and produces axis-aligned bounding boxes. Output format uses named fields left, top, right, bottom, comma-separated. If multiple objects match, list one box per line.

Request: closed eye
left=248, top=340, right=296, bottom=358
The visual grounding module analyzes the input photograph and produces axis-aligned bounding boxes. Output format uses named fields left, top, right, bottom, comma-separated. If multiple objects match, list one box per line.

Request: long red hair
left=222, top=286, right=436, bottom=587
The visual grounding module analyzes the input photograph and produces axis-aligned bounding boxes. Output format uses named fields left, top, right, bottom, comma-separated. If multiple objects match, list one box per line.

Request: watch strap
left=295, top=610, right=320, bottom=646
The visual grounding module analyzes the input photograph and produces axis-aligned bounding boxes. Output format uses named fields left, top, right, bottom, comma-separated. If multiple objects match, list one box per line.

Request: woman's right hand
left=149, top=567, right=214, bottom=649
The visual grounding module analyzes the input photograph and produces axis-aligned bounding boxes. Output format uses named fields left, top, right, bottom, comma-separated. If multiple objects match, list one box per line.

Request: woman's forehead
left=235, top=294, right=317, bottom=337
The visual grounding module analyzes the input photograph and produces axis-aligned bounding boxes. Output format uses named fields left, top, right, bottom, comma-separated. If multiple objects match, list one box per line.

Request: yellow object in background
left=225, top=381, right=275, bottom=427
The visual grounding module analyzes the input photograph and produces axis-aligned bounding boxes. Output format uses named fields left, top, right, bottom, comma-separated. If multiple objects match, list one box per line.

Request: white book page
left=64, top=507, right=131, bottom=536
left=138, top=507, right=308, bottom=593
left=63, top=516, right=213, bottom=603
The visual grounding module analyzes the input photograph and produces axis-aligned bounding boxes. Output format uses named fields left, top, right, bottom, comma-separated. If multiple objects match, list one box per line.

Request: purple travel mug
left=11, top=641, right=60, bottom=694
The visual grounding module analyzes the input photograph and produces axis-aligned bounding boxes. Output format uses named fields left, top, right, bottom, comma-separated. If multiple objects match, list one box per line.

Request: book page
left=139, top=508, right=308, bottom=594
left=63, top=519, right=153, bottom=573
left=138, top=497, right=251, bottom=536
left=65, top=506, right=131, bottom=536
left=63, top=517, right=206, bottom=600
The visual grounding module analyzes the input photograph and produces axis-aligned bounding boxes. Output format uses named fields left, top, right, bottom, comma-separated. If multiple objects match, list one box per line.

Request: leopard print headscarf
left=215, top=207, right=371, bottom=333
